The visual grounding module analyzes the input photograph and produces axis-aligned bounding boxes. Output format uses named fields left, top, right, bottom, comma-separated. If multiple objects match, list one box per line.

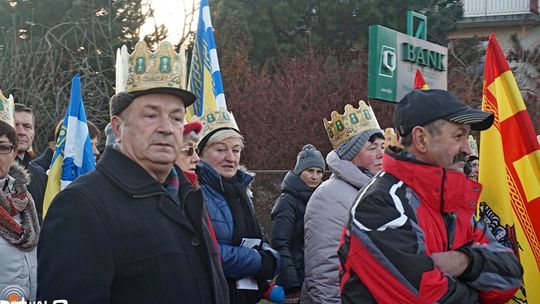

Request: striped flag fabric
left=186, top=0, right=227, bottom=120
left=413, top=69, right=429, bottom=90
left=42, top=75, right=96, bottom=219
left=478, top=33, right=540, bottom=303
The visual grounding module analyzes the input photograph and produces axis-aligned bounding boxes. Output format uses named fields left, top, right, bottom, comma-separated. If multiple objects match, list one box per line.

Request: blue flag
left=187, top=0, right=227, bottom=120
left=43, top=74, right=95, bottom=218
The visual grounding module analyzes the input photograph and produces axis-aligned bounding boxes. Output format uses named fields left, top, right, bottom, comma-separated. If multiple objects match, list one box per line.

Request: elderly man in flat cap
left=37, top=41, right=228, bottom=304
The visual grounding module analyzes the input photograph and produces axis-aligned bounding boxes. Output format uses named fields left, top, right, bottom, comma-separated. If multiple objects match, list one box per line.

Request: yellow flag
left=479, top=33, right=540, bottom=303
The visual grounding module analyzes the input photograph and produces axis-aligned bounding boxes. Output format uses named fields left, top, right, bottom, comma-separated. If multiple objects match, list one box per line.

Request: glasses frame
left=180, top=146, right=199, bottom=157
left=0, top=144, right=15, bottom=155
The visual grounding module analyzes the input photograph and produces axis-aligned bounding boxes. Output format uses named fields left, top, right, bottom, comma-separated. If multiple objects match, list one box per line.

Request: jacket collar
left=281, top=171, right=314, bottom=203
left=96, top=147, right=169, bottom=196
left=326, top=150, right=372, bottom=189
left=382, top=149, right=482, bottom=214
left=198, top=161, right=254, bottom=193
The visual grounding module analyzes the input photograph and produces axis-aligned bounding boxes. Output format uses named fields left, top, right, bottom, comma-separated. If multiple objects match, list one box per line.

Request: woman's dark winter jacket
left=198, top=161, right=279, bottom=303
left=37, top=147, right=229, bottom=304
left=271, top=171, right=314, bottom=291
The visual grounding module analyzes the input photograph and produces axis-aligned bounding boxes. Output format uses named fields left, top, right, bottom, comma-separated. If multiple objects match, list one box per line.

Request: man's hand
left=431, top=250, right=471, bottom=277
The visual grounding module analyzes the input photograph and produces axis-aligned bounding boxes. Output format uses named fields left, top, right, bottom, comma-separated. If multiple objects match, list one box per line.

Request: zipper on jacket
left=440, top=169, right=456, bottom=251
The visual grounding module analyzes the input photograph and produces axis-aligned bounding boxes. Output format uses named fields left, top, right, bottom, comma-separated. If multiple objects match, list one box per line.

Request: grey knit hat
left=294, top=144, right=325, bottom=175
left=336, top=129, right=383, bottom=161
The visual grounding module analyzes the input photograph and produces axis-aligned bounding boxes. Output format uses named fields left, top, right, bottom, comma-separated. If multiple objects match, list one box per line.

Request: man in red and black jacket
left=338, top=89, right=523, bottom=304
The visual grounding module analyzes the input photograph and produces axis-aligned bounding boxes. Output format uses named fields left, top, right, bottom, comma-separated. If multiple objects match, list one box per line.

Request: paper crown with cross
left=323, top=100, right=381, bottom=149
left=115, top=40, right=194, bottom=105
left=0, top=90, right=15, bottom=127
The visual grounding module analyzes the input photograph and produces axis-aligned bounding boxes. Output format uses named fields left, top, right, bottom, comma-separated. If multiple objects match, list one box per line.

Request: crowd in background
left=0, top=40, right=528, bottom=304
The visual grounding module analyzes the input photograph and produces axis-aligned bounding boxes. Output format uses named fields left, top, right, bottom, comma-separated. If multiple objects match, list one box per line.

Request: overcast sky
left=139, top=0, right=197, bottom=43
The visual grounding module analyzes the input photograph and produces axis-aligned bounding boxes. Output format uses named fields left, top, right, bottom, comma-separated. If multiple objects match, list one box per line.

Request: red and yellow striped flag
left=413, top=69, right=429, bottom=90
left=479, top=33, right=540, bottom=303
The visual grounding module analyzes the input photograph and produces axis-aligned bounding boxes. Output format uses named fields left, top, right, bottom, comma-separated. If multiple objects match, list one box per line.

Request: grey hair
left=401, top=119, right=445, bottom=148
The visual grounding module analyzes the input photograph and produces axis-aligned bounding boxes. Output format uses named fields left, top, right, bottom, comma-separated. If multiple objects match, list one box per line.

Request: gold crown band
left=323, top=100, right=381, bottom=149
left=200, top=108, right=239, bottom=140
left=116, top=41, right=187, bottom=94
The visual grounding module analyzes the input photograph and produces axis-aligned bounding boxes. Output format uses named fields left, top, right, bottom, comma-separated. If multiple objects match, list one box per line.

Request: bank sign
left=368, top=25, right=448, bottom=103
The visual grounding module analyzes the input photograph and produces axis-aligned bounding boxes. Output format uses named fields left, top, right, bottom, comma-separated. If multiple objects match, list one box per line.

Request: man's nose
left=461, top=138, right=472, bottom=156
left=157, top=117, right=176, bottom=134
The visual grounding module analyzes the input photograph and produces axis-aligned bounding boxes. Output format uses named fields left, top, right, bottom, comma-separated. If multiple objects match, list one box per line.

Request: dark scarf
left=0, top=163, right=40, bottom=251
left=222, top=177, right=265, bottom=303
left=222, top=177, right=262, bottom=245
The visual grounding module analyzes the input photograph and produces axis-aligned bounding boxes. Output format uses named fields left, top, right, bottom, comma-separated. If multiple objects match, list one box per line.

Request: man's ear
left=110, top=116, right=122, bottom=143
left=411, top=126, right=428, bottom=153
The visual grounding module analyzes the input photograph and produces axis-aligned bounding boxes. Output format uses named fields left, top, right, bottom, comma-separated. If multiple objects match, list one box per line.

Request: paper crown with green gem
left=0, top=90, right=15, bottom=127
left=115, top=40, right=188, bottom=94
left=200, top=108, right=240, bottom=139
left=468, top=135, right=478, bottom=156
left=323, top=100, right=381, bottom=149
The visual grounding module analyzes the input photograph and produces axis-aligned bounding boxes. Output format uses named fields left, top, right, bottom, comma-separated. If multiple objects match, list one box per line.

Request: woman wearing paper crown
left=197, top=108, right=281, bottom=303
left=302, top=101, right=384, bottom=303
left=0, top=91, right=40, bottom=302
left=271, top=144, right=325, bottom=303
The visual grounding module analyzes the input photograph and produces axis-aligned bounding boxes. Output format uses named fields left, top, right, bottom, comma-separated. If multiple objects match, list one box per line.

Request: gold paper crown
left=115, top=40, right=187, bottom=93
left=200, top=108, right=240, bottom=140
left=323, top=100, right=381, bottom=149
left=0, top=90, right=15, bottom=127
left=384, top=128, right=399, bottom=148
left=468, top=135, right=478, bottom=156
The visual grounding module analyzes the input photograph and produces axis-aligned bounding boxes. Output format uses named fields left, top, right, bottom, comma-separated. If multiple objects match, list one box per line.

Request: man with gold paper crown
left=301, top=101, right=385, bottom=303
left=37, top=41, right=229, bottom=303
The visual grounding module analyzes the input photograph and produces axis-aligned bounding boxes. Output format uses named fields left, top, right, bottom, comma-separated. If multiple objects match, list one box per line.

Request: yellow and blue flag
left=42, top=74, right=95, bottom=219
left=187, top=0, right=227, bottom=120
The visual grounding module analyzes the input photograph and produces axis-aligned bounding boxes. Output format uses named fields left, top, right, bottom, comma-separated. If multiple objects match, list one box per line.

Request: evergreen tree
left=213, top=0, right=463, bottom=66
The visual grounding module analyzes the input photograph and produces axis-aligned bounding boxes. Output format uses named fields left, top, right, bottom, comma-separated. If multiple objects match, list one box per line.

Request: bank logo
left=379, top=45, right=396, bottom=78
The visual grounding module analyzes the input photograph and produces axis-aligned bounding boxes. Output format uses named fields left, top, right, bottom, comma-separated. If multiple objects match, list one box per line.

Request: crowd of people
left=0, top=40, right=526, bottom=304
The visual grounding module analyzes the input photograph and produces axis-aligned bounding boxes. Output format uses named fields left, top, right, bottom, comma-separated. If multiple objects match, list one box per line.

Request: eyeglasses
left=0, top=145, right=14, bottom=154
left=180, top=146, right=199, bottom=156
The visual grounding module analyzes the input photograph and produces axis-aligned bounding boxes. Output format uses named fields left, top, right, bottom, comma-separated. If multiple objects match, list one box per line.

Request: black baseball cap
left=394, top=89, right=494, bottom=136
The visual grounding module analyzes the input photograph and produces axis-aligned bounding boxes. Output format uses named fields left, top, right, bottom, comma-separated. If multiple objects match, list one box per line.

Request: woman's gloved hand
left=255, top=249, right=277, bottom=281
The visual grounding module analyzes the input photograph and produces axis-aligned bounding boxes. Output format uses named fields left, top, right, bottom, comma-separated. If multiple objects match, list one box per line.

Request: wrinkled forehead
left=130, top=93, right=186, bottom=113
left=14, top=110, right=35, bottom=124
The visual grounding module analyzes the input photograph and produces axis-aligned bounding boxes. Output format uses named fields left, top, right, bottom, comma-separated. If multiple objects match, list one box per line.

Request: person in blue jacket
left=198, top=110, right=280, bottom=304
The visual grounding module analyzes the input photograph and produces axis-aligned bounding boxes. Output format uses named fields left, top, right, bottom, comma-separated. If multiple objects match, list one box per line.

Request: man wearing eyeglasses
left=14, top=103, right=48, bottom=221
